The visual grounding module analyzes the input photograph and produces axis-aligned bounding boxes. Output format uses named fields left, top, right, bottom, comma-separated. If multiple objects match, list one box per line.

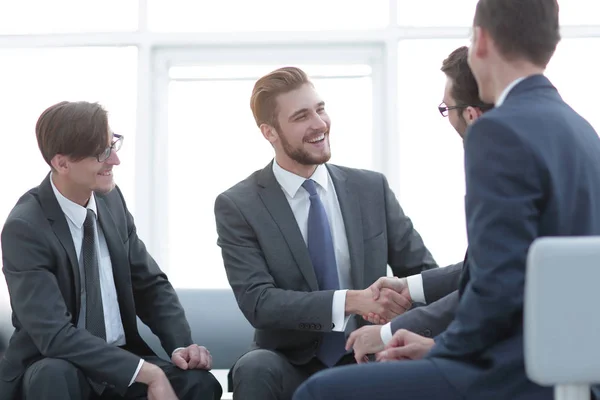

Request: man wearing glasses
left=345, top=45, right=493, bottom=364
left=0, top=101, right=222, bottom=400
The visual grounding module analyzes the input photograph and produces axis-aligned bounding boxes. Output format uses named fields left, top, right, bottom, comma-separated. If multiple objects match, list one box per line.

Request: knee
left=293, top=371, right=326, bottom=400
left=185, top=369, right=223, bottom=400
left=232, top=349, right=283, bottom=386
left=25, top=358, right=82, bottom=389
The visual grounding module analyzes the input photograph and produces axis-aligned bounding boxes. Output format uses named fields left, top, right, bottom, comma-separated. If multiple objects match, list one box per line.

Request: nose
left=311, top=114, right=328, bottom=131
left=105, top=149, right=121, bottom=166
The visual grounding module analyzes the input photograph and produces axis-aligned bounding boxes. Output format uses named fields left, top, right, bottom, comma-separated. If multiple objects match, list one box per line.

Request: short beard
left=280, top=132, right=331, bottom=165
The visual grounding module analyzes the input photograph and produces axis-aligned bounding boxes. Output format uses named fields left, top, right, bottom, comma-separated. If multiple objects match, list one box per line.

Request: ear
left=50, top=154, right=69, bottom=174
left=463, top=106, right=483, bottom=125
left=260, top=123, right=278, bottom=144
left=471, top=26, right=488, bottom=59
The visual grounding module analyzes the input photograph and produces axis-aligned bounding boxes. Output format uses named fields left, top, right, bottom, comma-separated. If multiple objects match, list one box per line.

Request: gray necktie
left=83, top=209, right=106, bottom=340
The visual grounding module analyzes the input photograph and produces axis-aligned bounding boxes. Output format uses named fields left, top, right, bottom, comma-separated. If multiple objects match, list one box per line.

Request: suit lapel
left=257, top=162, right=319, bottom=291
left=458, top=250, right=470, bottom=296
left=327, top=165, right=365, bottom=289
left=38, top=174, right=81, bottom=314
left=96, top=196, right=135, bottom=326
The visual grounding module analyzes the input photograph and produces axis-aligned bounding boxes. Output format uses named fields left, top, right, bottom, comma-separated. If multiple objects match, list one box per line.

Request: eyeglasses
left=438, top=102, right=468, bottom=117
left=96, top=133, right=123, bottom=163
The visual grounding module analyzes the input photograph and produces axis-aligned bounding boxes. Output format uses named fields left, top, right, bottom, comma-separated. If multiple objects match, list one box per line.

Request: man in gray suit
left=214, top=66, right=438, bottom=399
left=0, top=101, right=222, bottom=400
left=347, top=46, right=494, bottom=362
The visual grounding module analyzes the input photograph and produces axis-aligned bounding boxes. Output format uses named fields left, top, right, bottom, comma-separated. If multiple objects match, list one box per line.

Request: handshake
left=347, top=277, right=413, bottom=325
left=344, top=276, right=436, bottom=364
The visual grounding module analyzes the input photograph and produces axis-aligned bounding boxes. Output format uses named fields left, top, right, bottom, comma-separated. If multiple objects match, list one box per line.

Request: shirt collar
left=50, top=174, right=98, bottom=228
left=272, top=161, right=330, bottom=198
left=496, top=77, right=526, bottom=107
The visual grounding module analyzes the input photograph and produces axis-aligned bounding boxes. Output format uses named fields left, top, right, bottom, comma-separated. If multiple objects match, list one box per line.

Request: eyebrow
left=288, top=101, right=325, bottom=121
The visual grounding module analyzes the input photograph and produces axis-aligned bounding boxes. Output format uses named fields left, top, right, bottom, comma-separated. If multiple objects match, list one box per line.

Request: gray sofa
left=0, top=288, right=254, bottom=392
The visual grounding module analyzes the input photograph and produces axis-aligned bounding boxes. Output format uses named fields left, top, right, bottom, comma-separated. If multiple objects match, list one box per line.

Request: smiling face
left=51, top=130, right=121, bottom=205
left=36, top=101, right=123, bottom=206
left=67, top=131, right=121, bottom=194
left=262, top=83, right=332, bottom=176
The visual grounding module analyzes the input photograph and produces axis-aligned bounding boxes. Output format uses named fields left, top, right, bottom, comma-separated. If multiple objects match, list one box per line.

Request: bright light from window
left=397, top=39, right=470, bottom=268
left=166, top=65, right=373, bottom=288
left=149, top=0, right=388, bottom=32
left=0, top=1, right=138, bottom=34
left=546, top=38, right=600, bottom=133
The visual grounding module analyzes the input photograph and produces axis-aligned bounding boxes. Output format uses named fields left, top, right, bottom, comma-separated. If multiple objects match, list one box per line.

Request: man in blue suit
left=293, top=0, right=600, bottom=399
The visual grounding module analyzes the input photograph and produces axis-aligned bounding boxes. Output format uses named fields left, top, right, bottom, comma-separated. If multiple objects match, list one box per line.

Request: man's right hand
left=363, top=277, right=412, bottom=324
left=346, top=287, right=411, bottom=324
left=136, top=362, right=178, bottom=400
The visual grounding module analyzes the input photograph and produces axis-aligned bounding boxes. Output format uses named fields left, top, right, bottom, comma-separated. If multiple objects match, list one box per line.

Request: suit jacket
left=214, top=162, right=438, bottom=365
left=428, top=75, right=600, bottom=399
left=390, top=261, right=463, bottom=338
left=0, top=175, right=193, bottom=400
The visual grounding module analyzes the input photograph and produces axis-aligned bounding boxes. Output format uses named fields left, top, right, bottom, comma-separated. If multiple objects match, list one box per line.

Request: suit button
left=299, top=323, right=305, bottom=329
left=310, top=324, right=316, bottom=330
left=316, top=323, right=322, bottom=330
left=423, top=329, right=432, bottom=337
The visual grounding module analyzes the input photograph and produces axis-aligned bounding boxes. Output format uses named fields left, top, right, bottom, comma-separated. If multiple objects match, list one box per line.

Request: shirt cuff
left=380, top=322, right=393, bottom=345
left=129, top=359, right=145, bottom=386
left=406, top=274, right=426, bottom=304
left=332, top=289, right=350, bottom=332
left=172, top=347, right=186, bottom=356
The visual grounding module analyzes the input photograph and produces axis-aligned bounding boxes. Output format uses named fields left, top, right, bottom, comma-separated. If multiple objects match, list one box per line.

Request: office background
left=0, top=0, right=599, bottom=304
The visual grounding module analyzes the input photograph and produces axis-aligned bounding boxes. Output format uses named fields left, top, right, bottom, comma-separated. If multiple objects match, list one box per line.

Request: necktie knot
left=302, top=179, right=318, bottom=197
left=84, top=209, right=96, bottom=229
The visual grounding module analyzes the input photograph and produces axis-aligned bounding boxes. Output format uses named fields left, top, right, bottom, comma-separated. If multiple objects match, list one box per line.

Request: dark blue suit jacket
left=427, top=75, right=600, bottom=399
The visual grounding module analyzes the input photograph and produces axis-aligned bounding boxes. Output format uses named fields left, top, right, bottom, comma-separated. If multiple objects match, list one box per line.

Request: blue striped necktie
left=302, top=179, right=347, bottom=367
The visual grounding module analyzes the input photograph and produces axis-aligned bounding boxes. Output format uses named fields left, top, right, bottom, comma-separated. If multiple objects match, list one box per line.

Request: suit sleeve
left=215, top=193, right=335, bottom=332
left=429, top=118, right=544, bottom=359
left=1, top=217, right=140, bottom=393
left=383, top=174, right=439, bottom=277
left=421, top=261, right=463, bottom=304
left=390, top=291, right=459, bottom=338
left=116, top=188, right=194, bottom=355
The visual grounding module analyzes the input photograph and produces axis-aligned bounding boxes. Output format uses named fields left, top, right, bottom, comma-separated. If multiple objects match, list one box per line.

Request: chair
left=525, top=236, right=600, bottom=400
left=137, top=288, right=254, bottom=393
left=0, top=288, right=253, bottom=395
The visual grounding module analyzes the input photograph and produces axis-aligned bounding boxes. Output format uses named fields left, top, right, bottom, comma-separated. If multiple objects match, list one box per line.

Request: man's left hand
left=375, top=329, right=434, bottom=362
left=172, top=344, right=212, bottom=370
left=346, top=325, right=385, bottom=363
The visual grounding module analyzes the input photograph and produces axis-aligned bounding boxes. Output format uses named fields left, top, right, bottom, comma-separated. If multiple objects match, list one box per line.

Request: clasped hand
left=172, top=344, right=212, bottom=370
left=362, top=277, right=412, bottom=324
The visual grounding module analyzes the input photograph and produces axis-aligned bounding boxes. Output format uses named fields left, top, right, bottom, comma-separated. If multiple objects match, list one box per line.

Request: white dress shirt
left=272, top=161, right=352, bottom=333
left=50, top=177, right=143, bottom=384
left=379, top=77, right=529, bottom=344
left=496, top=77, right=526, bottom=107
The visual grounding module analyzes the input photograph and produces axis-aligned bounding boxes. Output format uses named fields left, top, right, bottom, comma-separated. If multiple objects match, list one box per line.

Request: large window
left=0, top=46, right=137, bottom=301
left=164, top=63, right=375, bottom=288
left=396, top=39, right=469, bottom=267
left=148, top=0, right=388, bottom=32
left=546, top=38, right=600, bottom=133
left=1, top=1, right=598, bottom=293
left=0, top=1, right=138, bottom=34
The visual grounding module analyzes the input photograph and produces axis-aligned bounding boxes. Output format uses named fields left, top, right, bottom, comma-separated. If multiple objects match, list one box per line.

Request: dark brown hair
left=250, top=67, right=312, bottom=131
left=36, top=101, right=109, bottom=166
left=441, top=46, right=493, bottom=112
left=474, top=0, right=560, bottom=67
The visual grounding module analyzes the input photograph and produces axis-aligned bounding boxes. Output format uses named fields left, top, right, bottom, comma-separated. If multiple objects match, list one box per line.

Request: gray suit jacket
left=214, top=162, right=438, bottom=365
left=0, top=175, right=193, bottom=400
left=390, top=261, right=463, bottom=338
